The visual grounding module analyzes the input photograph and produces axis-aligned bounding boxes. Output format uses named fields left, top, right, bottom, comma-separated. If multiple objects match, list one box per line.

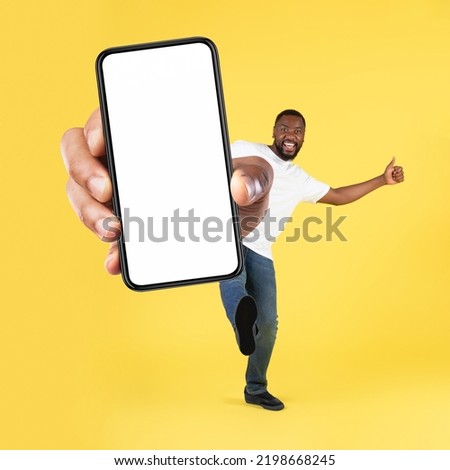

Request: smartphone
left=96, top=37, right=242, bottom=291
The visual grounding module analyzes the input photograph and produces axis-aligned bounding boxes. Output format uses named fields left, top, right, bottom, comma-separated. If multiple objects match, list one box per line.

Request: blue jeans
left=219, top=246, right=278, bottom=394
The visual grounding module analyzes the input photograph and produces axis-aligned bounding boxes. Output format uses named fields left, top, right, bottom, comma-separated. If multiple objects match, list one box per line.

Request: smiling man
left=220, top=109, right=404, bottom=411
left=271, top=110, right=305, bottom=159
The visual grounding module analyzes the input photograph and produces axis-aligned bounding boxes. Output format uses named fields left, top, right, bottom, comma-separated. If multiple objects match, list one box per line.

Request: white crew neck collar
left=265, top=144, right=292, bottom=167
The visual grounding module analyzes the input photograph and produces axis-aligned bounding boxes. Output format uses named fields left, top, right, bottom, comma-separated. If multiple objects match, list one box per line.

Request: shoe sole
left=235, top=296, right=257, bottom=356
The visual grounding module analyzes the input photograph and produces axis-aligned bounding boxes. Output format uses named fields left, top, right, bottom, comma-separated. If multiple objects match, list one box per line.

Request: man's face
left=272, top=115, right=305, bottom=161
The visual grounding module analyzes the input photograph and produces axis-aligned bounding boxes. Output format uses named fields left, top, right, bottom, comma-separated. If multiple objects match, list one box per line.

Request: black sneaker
left=244, top=388, right=285, bottom=411
left=235, top=296, right=257, bottom=356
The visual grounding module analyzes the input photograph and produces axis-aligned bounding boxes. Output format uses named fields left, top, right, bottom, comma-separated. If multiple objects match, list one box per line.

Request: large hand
left=60, top=109, right=273, bottom=274
left=61, top=109, right=121, bottom=274
left=384, top=157, right=405, bottom=185
left=231, top=157, right=273, bottom=237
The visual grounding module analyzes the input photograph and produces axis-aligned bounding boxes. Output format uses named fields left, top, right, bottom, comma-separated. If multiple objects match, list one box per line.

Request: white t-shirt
left=231, top=140, right=330, bottom=259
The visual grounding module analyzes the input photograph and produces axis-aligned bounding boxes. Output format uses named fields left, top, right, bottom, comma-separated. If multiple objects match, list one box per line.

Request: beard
left=274, top=139, right=303, bottom=161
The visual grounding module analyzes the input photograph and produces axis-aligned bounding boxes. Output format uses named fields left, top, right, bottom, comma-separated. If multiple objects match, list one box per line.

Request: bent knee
left=256, top=318, right=278, bottom=335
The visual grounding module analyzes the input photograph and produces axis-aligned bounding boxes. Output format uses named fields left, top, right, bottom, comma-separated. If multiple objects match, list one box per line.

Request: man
left=216, top=110, right=404, bottom=411
left=60, top=108, right=404, bottom=412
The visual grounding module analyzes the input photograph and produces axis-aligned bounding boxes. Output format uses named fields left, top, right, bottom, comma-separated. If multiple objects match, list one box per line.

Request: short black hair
left=274, top=109, right=306, bottom=128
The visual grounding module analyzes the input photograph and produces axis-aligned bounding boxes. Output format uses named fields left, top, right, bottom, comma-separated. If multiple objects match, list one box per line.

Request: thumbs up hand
left=384, top=157, right=405, bottom=185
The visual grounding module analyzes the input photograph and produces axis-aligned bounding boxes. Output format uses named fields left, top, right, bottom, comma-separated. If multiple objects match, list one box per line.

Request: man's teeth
left=284, top=142, right=295, bottom=149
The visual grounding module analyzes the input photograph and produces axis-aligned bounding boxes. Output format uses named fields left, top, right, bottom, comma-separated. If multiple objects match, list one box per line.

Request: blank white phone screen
left=99, top=40, right=241, bottom=289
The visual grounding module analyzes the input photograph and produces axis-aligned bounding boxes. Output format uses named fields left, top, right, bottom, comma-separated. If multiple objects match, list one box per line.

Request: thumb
left=231, top=159, right=273, bottom=207
left=388, top=156, right=396, bottom=168
left=230, top=170, right=262, bottom=206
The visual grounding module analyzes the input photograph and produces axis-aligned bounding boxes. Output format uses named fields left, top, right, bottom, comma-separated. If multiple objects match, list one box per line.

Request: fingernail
left=95, top=219, right=107, bottom=238
left=87, top=128, right=103, bottom=152
left=242, top=175, right=256, bottom=201
left=88, top=176, right=106, bottom=199
left=96, top=217, right=121, bottom=241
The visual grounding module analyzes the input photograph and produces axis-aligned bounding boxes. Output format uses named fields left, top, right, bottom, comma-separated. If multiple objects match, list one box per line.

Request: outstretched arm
left=318, top=158, right=404, bottom=206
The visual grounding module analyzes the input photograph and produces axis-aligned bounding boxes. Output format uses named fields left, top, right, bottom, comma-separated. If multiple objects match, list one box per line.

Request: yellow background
left=1, top=0, right=449, bottom=449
